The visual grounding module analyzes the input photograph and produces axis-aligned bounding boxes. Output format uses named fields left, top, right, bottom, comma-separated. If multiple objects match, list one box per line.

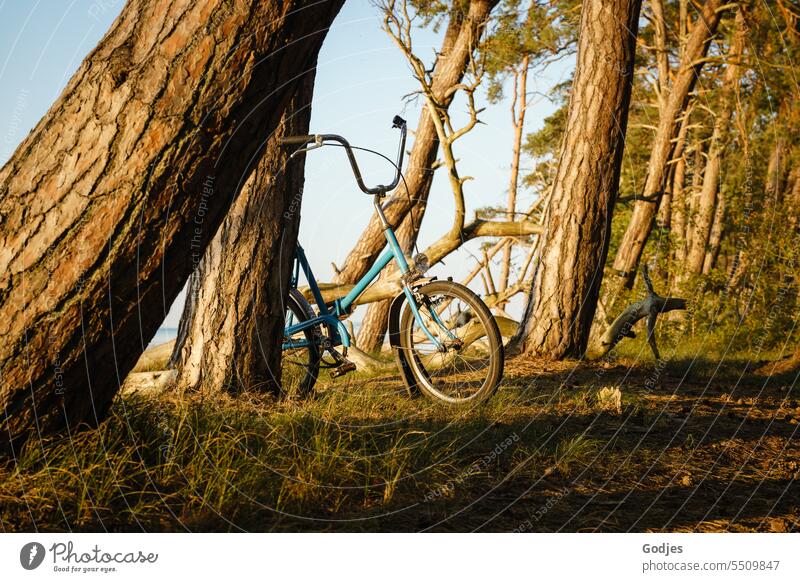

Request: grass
left=1, top=343, right=799, bottom=532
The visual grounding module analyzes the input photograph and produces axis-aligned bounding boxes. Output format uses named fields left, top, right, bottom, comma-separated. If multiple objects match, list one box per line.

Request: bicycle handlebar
left=280, top=115, right=407, bottom=196
left=280, top=135, right=317, bottom=146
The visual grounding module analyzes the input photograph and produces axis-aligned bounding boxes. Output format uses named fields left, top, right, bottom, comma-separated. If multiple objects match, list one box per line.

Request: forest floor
left=1, top=341, right=799, bottom=532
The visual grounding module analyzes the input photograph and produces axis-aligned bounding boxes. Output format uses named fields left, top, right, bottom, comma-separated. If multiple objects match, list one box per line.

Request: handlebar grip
left=280, top=135, right=316, bottom=146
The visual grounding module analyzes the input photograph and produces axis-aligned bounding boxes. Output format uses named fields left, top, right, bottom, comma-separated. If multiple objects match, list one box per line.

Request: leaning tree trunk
left=510, top=0, right=642, bottom=359
left=332, top=0, right=496, bottom=287
left=170, top=69, right=315, bottom=394
left=610, top=0, right=725, bottom=289
left=0, top=0, right=343, bottom=450
left=684, top=8, right=745, bottom=277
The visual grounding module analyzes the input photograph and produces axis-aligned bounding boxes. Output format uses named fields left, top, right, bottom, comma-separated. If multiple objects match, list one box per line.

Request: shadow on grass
left=1, top=356, right=798, bottom=532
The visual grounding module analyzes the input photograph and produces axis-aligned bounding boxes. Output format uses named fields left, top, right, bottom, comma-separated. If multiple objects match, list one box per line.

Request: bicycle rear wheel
left=281, top=288, right=320, bottom=397
left=398, top=281, right=503, bottom=405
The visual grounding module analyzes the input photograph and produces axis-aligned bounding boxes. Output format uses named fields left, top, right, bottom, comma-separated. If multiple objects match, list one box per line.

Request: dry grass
left=1, top=346, right=798, bottom=532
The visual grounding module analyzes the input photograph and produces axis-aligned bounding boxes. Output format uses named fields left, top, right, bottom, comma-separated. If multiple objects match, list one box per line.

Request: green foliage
left=483, top=0, right=580, bottom=100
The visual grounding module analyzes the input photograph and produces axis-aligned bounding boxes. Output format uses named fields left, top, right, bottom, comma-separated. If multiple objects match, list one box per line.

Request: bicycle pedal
left=331, top=360, right=357, bottom=378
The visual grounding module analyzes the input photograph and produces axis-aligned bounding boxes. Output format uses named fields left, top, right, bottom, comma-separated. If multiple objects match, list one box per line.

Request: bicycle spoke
left=405, top=286, right=497, bottom=402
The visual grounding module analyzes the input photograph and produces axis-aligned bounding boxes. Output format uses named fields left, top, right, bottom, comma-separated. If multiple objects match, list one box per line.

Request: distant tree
left=684, top=9, right=746, bottom=277
left=610, top=0, right=729, bottom=290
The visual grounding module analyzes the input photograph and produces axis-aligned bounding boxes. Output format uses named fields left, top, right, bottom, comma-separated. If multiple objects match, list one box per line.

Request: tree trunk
left=332, top=0, right=496, bottom=287
left=0, top=0, right=343, bottom=450
left=765, top=136, right=787, bottom=205
left=170, top=70, right=315, bottom=393
left=686, top=153, right=720, bottom=273
left=684, top=139, right=707, bottom=254
left=651, top=0, right=670, bottom=112
left=702, top=191, right=726, bottom=273
left=684, top=8, right=745, bottom=276
left=610, top=0, right=725, bottom=288
left=670, top=104, right=695, bottom=272
left=671, top=153, right=688, bottom=262
left=510, top=0, right=642, bottom=359
left=657, top=108, right=691, bottom=230
left=499, top=55, right=529, bottom=297
left=787, top=166, right=800, bottom=229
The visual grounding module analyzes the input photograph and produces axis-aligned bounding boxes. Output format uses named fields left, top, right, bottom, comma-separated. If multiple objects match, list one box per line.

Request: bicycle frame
left=283, top=224, right=446, bottom=351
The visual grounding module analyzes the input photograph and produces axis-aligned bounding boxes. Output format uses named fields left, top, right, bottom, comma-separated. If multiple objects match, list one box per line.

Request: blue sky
left=0, top=0, right=572, bottom=331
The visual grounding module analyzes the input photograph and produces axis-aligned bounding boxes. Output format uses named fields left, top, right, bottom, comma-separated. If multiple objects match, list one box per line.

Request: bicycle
left=279, top=115, right=504, bottom=405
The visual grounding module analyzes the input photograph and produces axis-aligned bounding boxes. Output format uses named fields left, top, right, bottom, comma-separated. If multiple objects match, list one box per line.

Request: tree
left=352, top=0, right=498, bottom=352
left=610, top=0, right=727, bottom=289
left=355, top=0, right=582, bottom=351
left=0, top=0, right=344, bottom=450
left=684, top=8, right=746, bottom=277
left=169, top=69, right=315, bottom=394
left=669, top=106, right=694, bottom=271
left=332, top=1, right=497, bottom=290
left=486, top=0, right=579, bottom=307
left=509, top=0, right=642, bottom=358
left=497, top=54, right=529, bottom=300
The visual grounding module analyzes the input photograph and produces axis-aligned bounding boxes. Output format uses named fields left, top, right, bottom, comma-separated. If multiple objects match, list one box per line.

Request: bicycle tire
left=282, top=288, right=320, bottom=397
left=398, top=281, right=503, bottom=405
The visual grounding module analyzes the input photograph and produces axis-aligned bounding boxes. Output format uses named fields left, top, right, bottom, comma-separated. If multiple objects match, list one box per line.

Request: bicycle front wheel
left=398, top=281, right=503, bottom=405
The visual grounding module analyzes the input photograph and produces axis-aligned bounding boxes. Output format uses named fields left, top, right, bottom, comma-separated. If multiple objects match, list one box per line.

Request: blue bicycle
left=279, top=116, right=504, bottom=405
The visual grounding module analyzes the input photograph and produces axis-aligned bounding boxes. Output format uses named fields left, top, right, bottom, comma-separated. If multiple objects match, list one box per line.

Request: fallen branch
left=299, top=218, right=541, bottom=306
left=588, top=266, right=687, bottom=360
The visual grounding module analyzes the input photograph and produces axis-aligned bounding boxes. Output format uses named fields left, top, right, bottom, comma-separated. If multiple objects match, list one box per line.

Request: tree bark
left=510, top=0, right=642, bottom=359
left=0, top=0, right=343, bottom=449
left=702, top=190, right=725, bottom=273
left=657, top=108, right=692, bottom=230
left=685, top=8, right=745, bottom=276
left=671, top=152, right=689, bottom=262
left=170, top=70, right=315, bottom=393
left=611, top=0, right=726, bottom=288
left=332, top=0, right=496, bottom=287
